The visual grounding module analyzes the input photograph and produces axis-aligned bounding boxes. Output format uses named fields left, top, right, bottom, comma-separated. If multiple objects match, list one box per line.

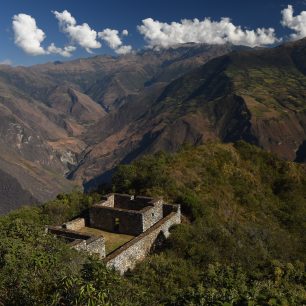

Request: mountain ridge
left=1, top=39, right=306, bottom=212
left=78, top=39, right=306, bottom=188
left=0, top=43, right=239, bottom=212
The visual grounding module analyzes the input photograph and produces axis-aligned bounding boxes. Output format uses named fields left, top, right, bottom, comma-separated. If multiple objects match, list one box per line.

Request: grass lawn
left=79, top=227, right=134, bottom=254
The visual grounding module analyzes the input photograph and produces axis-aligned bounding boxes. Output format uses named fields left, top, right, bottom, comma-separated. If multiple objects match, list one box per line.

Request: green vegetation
left=226, top=65, right=306, bottom=113
left=113, top=142, right=306, bottom=305
left=0, top=142, right=305, bottom=305
left=0, top=192, right=140, bottom=305
left=155, top=48, right=306, bottom=127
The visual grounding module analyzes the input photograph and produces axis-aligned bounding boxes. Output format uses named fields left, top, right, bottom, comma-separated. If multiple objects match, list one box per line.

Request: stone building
left=48, top=193, right=181, bottom=274
left=90, top=194, right=164, bottom=235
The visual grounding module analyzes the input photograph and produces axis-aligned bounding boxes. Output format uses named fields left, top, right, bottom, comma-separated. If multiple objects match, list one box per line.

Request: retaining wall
left=104, top=206, right=181, bottom=275
left=63, top=218, right=85, bottom=231
left=48, top=226, right=106, bottom=259
left=142, top=200, right=163, bottom=231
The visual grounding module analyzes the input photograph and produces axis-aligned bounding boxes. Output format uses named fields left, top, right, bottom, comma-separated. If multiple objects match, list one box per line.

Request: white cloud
left=0, top=59, right=12, bottom=66
left=138, top=17, right=279, bottom=49
left=116, top=45, right=133, bottom=55
left=12, top=13, right=75, bottom=57
left=98, top=29, right=122, bottom=49
left=12, top=11, right=131, bottom=57
left=53, top=9, right=76, bottom=28
left=98, top=28, right=133, bottom=54
left=281, top=5, right=306, bottom=39
left=47, top=43, right=76, bottom=57
left=12, top=14, right=47, bottom=55
left=53, top=10, right=101, bottom=53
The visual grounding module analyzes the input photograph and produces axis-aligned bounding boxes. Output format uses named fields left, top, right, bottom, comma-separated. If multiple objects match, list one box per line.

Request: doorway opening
left=114, top=217, right=120, bottom=232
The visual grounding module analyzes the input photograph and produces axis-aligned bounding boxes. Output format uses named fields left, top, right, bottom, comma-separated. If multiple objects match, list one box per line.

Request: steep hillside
left=0, top=43, right=237, bottom=212
left=140, top=38, right=306, bottom=160
left=0, top=142, right=304, bottom=305
left=0, top=169, right=38, bottom=215
left=114, top=142, right=306, bottom=305
left=3, top=39, right=306, bottom=210
left=77, top=39, right=306, bottom=189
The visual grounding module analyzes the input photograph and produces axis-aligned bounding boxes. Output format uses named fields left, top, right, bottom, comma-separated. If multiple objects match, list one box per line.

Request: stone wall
left=104, top=205, right=181, bottom=275
left=98, top=194, right=152, bottom=211
left=48, top=194, right=181, bottom=274
left=63, top=218, right=85, bottom=231
left=70, top=236, right=106, bottom=259
left=90, top=205, right=144, bottom=235
left=83, top=236, right=106, bottom=259
left=115, top=195, right=154, bottom=211
left=90, top=194, right=165, bottom=235
left=115, top=198, right=149, bottom=211
left=48, top=226, right=91, bottom=241
left=100, top=194, right=115, bottom=207
left=142, top=200, right=163, bottom=231
left=48, top=226, right=106, bottom=259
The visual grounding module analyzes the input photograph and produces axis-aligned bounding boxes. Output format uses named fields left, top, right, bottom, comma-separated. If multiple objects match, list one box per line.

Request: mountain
left=77, top=38, right=306, bottom=190
left=2, top=38, right=306, bottom=211
left=0, top=43, right=238, bottom=212
left=157, top=38, right=306, bottom=160
left=0, top=169, right=37, bottom=215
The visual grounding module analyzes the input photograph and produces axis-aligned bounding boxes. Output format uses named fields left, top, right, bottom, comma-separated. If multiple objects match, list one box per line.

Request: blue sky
left=1, top=0, right=306, bottom=66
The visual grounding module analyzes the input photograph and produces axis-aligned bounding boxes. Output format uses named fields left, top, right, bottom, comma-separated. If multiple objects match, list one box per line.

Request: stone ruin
left=48, top=193, right=181, bottom=274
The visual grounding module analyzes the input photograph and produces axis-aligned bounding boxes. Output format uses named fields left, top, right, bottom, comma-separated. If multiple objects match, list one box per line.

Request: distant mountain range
left=0, top=39, right=306, bottom=213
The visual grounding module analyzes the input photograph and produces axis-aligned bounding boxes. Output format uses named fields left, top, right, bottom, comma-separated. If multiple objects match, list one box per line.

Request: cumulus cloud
left=98, top=28, right=133, bottom=54
left=116, top=45, right=133, bottom=54
left=12, top=13, right=75, bottom=57
left=47, top=43, right=76, bottom=57
left=281, top=5, right=306, bottom=39
left=0, top=59, right=12, bottom=66
left=138, top=17, right=279, bottom=49
left=12, top=14, right=47, bottom=55
left=53, top=10, right=101, bottom=53
left=12, top=11, right=131, bottom=57
left=98, top=29, right=122, bottom=49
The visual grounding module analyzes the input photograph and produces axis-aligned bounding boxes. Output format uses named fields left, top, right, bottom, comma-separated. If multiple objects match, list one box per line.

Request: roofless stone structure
left=48, top=193, right=181, bottom=274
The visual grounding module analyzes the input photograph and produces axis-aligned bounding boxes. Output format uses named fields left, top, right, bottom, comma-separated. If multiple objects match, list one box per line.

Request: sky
left=1, top=0, right=306, bottom=66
